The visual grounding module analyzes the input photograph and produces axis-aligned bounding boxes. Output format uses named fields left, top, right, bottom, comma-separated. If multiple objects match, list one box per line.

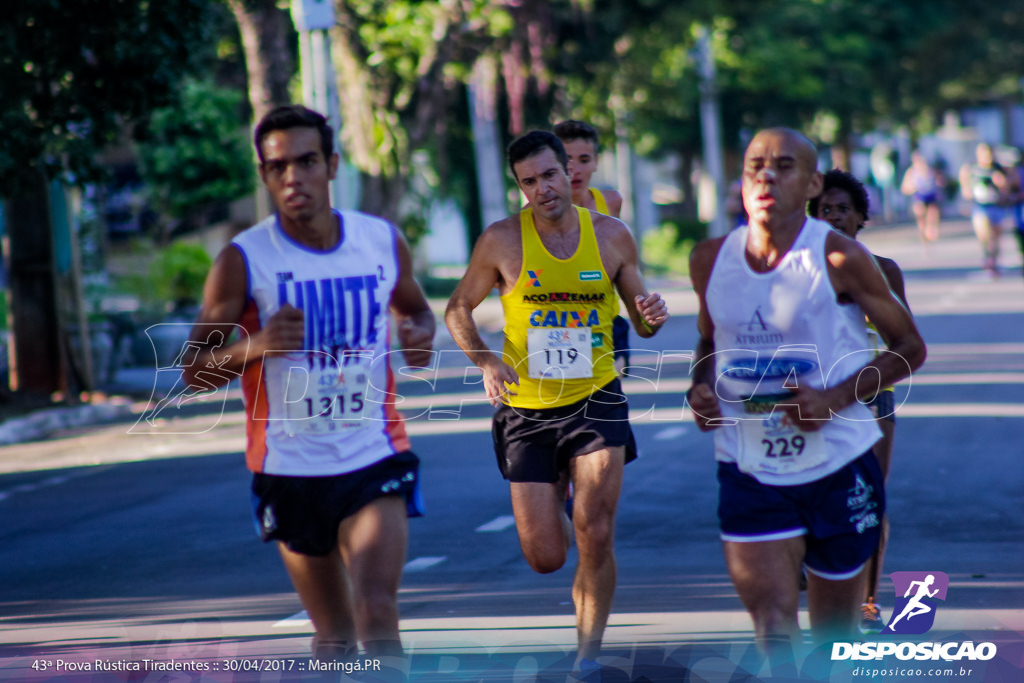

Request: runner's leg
left=570, top=446, right=625, bottom=662
left=338, top=494, right=409, bottom=656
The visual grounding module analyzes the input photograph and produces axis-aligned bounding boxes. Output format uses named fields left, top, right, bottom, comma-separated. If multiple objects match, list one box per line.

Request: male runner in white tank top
left=687, top=128, right=925, bottom=665
left=180, top=105, right=434, bottom=674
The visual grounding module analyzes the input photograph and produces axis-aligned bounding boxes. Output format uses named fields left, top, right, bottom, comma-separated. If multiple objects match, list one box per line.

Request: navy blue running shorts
left=717, top=450, right=885, bottom=580
left=251, top=451, right=423, bottom=556
left=492, top=378, right=638, bottom=483
left=869, top=390, right=896, bottom=424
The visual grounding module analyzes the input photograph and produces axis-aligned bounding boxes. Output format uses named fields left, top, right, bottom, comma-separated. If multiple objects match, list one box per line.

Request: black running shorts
left=491, top=378, right=638, bottom=483
left=250, top=451, right=422, bottom=556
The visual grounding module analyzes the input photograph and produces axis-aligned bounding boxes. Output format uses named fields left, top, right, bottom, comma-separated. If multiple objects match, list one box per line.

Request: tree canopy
left=0, top=0, right=217, bottom=196
left=136, top=78, right=255, bottom=240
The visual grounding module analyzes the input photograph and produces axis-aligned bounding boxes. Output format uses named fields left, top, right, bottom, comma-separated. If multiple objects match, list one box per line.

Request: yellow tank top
left=589, top=188, right=610, bottom=215
left=500, top=207, right=619, bottom=409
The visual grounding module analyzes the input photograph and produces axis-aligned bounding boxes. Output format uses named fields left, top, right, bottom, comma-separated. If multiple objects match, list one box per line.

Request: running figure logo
left=885, top=571, right=949, bottom=635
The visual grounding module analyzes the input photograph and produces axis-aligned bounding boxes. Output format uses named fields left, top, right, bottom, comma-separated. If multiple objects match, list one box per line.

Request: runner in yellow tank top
left=500, top=205, right=618, bottom=408
left=555, top=120, right=631, bottom=377
left=555, top=119, right=624, bottom=217
left=446, top=131, right=667, bottom=672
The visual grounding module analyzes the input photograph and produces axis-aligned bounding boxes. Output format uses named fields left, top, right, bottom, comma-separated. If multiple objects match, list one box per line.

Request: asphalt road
left=0, top=219, right=1022, bottom=683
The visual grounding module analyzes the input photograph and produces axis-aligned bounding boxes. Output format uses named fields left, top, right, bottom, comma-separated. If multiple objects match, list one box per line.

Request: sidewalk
left=0, top=217, right=1018, bottom=448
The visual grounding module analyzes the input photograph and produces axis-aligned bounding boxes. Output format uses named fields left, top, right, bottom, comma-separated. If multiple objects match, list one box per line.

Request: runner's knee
left=525, top=545, right=567, bottom=574
left=573, top=512, right=615, bottom=558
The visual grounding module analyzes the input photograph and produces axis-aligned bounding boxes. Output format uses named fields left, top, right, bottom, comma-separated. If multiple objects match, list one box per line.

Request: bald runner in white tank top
left=705, top=217, right=881, bottom=487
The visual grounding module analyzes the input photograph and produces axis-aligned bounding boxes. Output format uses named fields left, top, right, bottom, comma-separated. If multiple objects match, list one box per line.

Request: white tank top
left=705, top=218, right=881, bottom=486
left=231, top=210, right=411, bottom=475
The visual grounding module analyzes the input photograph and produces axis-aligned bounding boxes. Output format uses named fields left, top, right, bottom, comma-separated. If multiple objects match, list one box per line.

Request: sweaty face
left=259, top=127, right=337, bottom=222
left=816, top=187, right=863, bottom=238
left=514, top=147, right=572, bottom=222
left=741, top=131, right=821, bottom=228
left=562, top=138, right=599, bottom=202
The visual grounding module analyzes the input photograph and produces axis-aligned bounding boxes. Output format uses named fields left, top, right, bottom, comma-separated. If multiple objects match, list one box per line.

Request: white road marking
left=476, top=515, right=516, bottom=533
left=653, top=426, right=688, bottom=441
left=0, top=470, right=94, bottom=502
left=273, top=611, right=310, bottom=628
left=403, top=556, right=446, bottom=572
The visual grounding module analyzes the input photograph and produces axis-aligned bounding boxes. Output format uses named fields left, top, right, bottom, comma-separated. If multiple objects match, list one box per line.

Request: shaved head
left=742, top=128, right=822, bottom=230
left=747, top=128, right=818, bottom=172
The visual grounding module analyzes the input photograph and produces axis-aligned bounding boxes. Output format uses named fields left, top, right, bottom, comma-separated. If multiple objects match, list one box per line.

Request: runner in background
left=554, top=120, right=631, bottom=374
left=809, top=168, right=910, bottom=634
left=900, top=150, right=944, bottom=242
left=959, top=143, right=1010, bottom=277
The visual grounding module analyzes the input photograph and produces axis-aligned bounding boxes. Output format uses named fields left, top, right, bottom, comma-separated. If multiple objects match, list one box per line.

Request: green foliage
left=399, top=213, right=429, bottom=249
left=0, top=0, right=216, bottom=196
left=551, top=3, right=705, bottom=156
left=641, top=220, right=704, bottom=277
left=329, top=0, right=514, bottom=220
left=136, top=78, right=254, bottom=222
left=149, top=241, right=213, bottom=308
left=547, top=0, right=1024, bottom=171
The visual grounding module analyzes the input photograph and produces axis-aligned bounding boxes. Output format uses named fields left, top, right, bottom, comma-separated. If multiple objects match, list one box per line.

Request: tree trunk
left=357, top=172, right=407, bottom=227
left=678, top=149, right=699, bottom=222
left=225, top=0, right=295, bottom=122
left=4, top=169, right=65, bottom=398
left=330, top=3, right=473, bottom=219
left=227, top=0, right=295, bottom=220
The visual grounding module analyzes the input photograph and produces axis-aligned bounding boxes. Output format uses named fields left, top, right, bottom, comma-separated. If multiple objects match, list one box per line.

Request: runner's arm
left=687, top=238, right=726, bottom=430
left=784, top=235, right=925, bottom=429
left=875, top=255, right=909, bottom=310
left=181, top=245, right=304, bottom=390
left=604, top=189, right=624, bottom=218
left=445, top=227, right=505, bottom=369
left=899, top=167, right=915, bottom=196
left=606, top=219, right=667, bottom=338
left=389, top=226, right=435, bottom=368
left=444, top=225, right=520, bottom=404
left=958, top=164, right=973, bottom=200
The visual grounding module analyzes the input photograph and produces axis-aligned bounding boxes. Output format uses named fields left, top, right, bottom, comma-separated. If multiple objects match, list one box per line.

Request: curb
left=0, top=401, right=135, bottom=447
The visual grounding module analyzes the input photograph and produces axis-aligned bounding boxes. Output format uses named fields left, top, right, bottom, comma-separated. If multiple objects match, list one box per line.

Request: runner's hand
left=481, top=358, right=519, bottom=407
left=635, top=293, right=669, bottom=328
left=262, top=303, right=305, bottom=352
left=398, top=318, right=434, bottom=368
left=688, top=383, right=723, bottom=431
left=780, top=385, right=833, bottom=431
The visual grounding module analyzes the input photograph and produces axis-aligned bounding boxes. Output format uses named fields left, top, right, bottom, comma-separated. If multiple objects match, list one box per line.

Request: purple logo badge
left=884, top=571, right=949, bottom=635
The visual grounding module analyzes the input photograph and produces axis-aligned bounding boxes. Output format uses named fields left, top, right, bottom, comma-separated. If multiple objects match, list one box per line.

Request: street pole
left=291, top=0, right=354, bottom=209
left=696, top=25, right=727, bottom=238
left=613, top=105, right=636, bottom=231
left=469, top=57, right=509, bottom=232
